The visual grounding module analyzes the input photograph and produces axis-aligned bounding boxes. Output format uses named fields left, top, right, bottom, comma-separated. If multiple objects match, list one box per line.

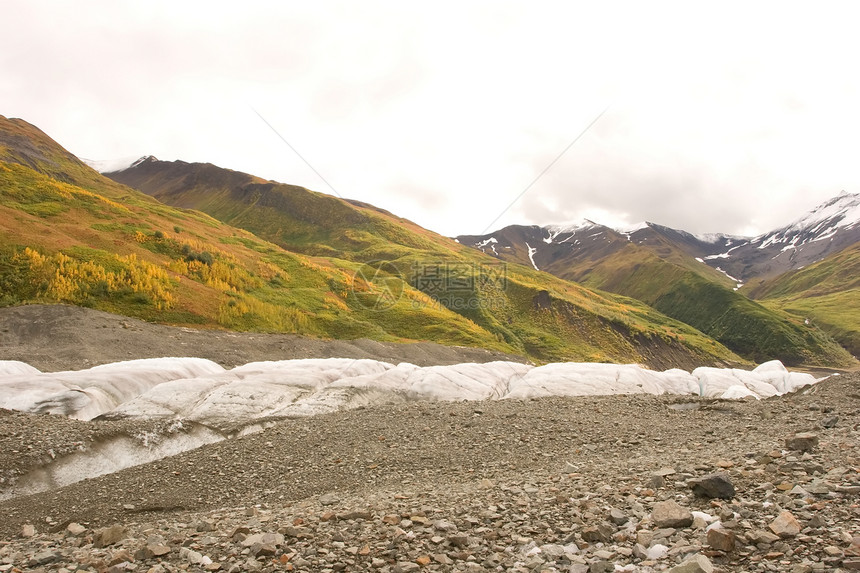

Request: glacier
left=0, top=357, right=821, bottom=429
left=0, top=357, right=824, bottom=499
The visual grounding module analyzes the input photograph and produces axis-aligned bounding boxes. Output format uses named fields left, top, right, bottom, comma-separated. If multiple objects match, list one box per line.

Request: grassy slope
left=470, top=228, right=854, bottom=367
left=0, top=159, right=513, bottom=349
left=0, top=115, right=745, bottom=367
left=103, top=158, right=746, bottom=368
left=750, top=244, right=860, bottom=356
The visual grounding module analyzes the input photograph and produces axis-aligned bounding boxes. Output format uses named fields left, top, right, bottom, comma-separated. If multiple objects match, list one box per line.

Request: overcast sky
left=3, top=1, right=859, bottom=237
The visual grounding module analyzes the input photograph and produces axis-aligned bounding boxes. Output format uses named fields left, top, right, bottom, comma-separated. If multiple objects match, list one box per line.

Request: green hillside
left=751, top=244, right=860, bottom=356
left=0, top=115, right=744, bottom=368
left=559, top=246, right=851, bottom=366
left=462, top=227, right=854, bottom=367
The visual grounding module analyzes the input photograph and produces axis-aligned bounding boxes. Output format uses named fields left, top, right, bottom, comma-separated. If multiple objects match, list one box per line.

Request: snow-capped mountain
left=695, top=192, right=860, bottom=281
left=757, top=191, right=860, bottom=247
left=457, top=220, right=629, bottom=273
left=458, top=192, right=860, bottom=282
left=456, top=193, right=859, bottom=365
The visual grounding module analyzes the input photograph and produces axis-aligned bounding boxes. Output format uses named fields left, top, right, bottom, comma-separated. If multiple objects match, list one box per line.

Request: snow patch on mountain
left=616, top=221, right=649, bottom=234
left=714, top=267, right=744, bottom=290
left=475, top=237, right=498, bottom=255
left=525, top=242, right=539, bottom=270
left=693, top=233, right=749, bottom=244
left=545, top=219, right=596, bottom=236
left=756, top=191, right=860, bottom=249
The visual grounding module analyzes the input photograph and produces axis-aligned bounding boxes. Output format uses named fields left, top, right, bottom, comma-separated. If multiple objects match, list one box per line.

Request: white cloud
left=3, top=0, right=859, bottom=237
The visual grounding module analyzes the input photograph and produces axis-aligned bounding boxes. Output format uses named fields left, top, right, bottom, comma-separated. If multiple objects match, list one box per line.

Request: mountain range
left=0, top=114, right=856, bottom=369
left=457, top=193, right=859, bottom=359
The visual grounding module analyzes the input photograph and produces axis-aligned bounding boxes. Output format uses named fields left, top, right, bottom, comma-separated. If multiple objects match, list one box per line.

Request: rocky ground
left=0, top=368, right=858, bottom=572
left=0, top=305, right=524, bottom=372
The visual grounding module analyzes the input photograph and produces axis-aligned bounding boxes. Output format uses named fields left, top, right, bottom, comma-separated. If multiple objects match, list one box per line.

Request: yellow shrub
left=13, top=248, right=174, bottom=309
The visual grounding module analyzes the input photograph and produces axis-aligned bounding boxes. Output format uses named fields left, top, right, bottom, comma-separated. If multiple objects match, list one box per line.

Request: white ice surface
left=0, top=358, right=224, bottom=420
left=0, top=358, right=822, bottom=429
left=0, top=361, right=41, bottom=376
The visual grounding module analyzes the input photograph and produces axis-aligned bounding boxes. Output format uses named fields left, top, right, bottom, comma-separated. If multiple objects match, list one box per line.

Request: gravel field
left=0, top=370, right=857, bottom=572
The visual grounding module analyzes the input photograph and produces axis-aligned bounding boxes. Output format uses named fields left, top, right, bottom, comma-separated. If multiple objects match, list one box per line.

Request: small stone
left=21, top=524, right=36, bottom=538
left=150, top=544, right=171, bottom=557
left=108, top=549, right=134, bottom=566
left=29, top=551, right=59, bottom=566
left=319, top=492, right=340, bottom=506
left=393, top=562, right=420, bottom=573
left=67, top=522, right=87, bottom=536
left=820, top=415, right=838, bottom=428
left=667, top=554, right=714, bottom=573
left=588, top=560, right=613, bottom=573
left=843, top=558, right=860, bottom=571
left=179, top=547, right=212, bottom=566
left=748, top=529, right=780, bottom=544
left=433, top=519, right=457, bottom=532
left=647, top=544, right=669, bottom=560
left=786, top=432, right=818, bottom=452
left=581, top=523, right=614, bottom=543
left=540, top=544, right=566, bottom=559
left=707, top=528, right=735, bottom=552
left=690, top=473, right=735, bottom=499
left=769, top=510, right=802, bottom=538
left=282, top=526, right=309, bottom=538
left=652, top=500, right=693, bottom=528
left=609, top=508, right=628, bottom=525
left=415, top=555, right=431, bottom=566
left=805, top=479, right=831, bottom=495
left=339, top=510, right=373, bottom=520
left=94, top=524, right=127, bottom=548
left=448, top=534, right=469, bottom=548
left=242, top=532, right=285, bottom=548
